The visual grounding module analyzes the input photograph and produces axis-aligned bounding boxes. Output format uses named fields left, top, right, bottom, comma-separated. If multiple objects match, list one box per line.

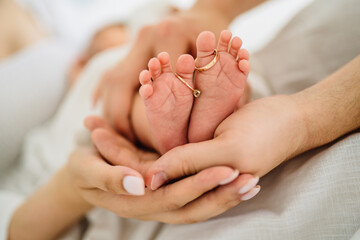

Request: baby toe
left=148, top=57, right=162, bottom=80
left=229, top=37, right=242, bottom=58
left=139, top=70, right=152, bottom=85
left=238, top=59, right=250, bottom=76
left=139, top=84, right=154, bottom=100
left=217, top=30, right=232, bottom=52
left=237, top=49, right=250, bottom=61
left=158, top=52, right=172, bottom=73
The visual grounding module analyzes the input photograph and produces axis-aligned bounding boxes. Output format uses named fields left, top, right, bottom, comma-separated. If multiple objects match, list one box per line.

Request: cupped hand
left=93, top=9, right=230, bottom=141
left=145, top=95, right=309, bottom=190
left=74, top=116, right=260, bottom=224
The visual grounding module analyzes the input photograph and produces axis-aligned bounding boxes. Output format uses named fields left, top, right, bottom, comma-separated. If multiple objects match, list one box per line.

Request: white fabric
left=0, top=45, right=126, bottom=240
left=0, top=39, right=76, bottom=176
left=229, top=0, right=313, bottom=53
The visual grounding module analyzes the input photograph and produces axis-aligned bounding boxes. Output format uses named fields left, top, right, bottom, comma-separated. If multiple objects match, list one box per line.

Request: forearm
left=294, top=55, right=360, bottom=152
left=8, top=168, right=92, bottom=240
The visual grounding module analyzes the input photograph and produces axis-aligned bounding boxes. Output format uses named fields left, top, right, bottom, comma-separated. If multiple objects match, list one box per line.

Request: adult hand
left=82, top=116, right=260, bottom=224
left=92, top=8, right=231, bottom=140
left=145, top=95, right=309, bottom=190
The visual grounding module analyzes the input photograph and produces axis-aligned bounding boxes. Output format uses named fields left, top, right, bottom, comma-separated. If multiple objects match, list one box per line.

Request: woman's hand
left=83, top=116, right=261, bottom=223
left=145, top=95, right=309, bottom=190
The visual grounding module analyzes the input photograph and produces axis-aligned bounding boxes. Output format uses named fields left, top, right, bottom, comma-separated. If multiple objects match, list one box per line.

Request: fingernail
left=219, top=169, right=240, bottom=185
left=123, top=176, right=145, bottom=196
left=238, top=176, right=259, bottom=194
left=151, top=172, right=167, bottom=190
left=241, top=186, right=261, bottom=201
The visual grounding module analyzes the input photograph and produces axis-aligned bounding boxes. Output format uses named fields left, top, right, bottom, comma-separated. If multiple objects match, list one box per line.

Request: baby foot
left=139, top=52, right=195, bottom=154
left=188, top=30, right=250, bottom=143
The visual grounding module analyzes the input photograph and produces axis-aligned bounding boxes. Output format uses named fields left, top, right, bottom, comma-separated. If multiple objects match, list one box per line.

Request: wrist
left=288, top=94, right=314, bottom=156
left=268, top=95, right=310, bottom=160
left=56, top=166, right=93, bottom=215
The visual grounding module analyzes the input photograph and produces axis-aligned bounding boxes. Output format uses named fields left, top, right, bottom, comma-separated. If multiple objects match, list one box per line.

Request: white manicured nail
left=241, top=186, right=261, bottom=201
left=123, top=176, right=145, bottom=196
left=219, top=169, right=240, bottom=185
left=238, top=176, right=259, bottom=194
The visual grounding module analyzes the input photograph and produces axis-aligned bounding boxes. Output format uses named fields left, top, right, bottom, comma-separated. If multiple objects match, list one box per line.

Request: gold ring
left=194, top=49, right=219, bottom=72
left=174, top=72, right=201, bottom=98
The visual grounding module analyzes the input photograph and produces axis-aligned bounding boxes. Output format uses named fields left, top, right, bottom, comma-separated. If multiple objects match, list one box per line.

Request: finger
left=143, top=174, right=261, bottom=224
left=84, top=115, right=115, bottom=132
left=91, top=128, right=153, bottom=176
left=70, top=147, right=145, bottom=196
left=102, top=85, right=136, bottom=141
left=145, top=139, right=231, bottom=190
left=109, top=166, right=240, bottom=217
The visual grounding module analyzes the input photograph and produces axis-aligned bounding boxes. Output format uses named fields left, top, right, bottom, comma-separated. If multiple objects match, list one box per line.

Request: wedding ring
left=174, top=72, right=201, bottom=98
left=194, top=49, right=219, bottom=72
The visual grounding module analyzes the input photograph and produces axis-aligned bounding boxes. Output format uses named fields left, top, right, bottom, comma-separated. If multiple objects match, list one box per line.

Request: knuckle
left=224, top=199, right=241, bottom=211
left=138, top=25, right=154, bottom=39
left=160, top=188, right=183, bottom=211
left=103, top=176, right=114, bottom=192
left=103, top=175, right=122, bottom=194
left=180, top=158, right=196, bottom=176
left=163, top=201, right=182, bottom=212
left=173, top=146, right=197, bottom=176
left=181, top=215, right=200, bottom=224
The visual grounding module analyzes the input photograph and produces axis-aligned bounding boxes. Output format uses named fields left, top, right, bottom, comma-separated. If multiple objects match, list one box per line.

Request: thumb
left=145, top=138, right=228, bottom=190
